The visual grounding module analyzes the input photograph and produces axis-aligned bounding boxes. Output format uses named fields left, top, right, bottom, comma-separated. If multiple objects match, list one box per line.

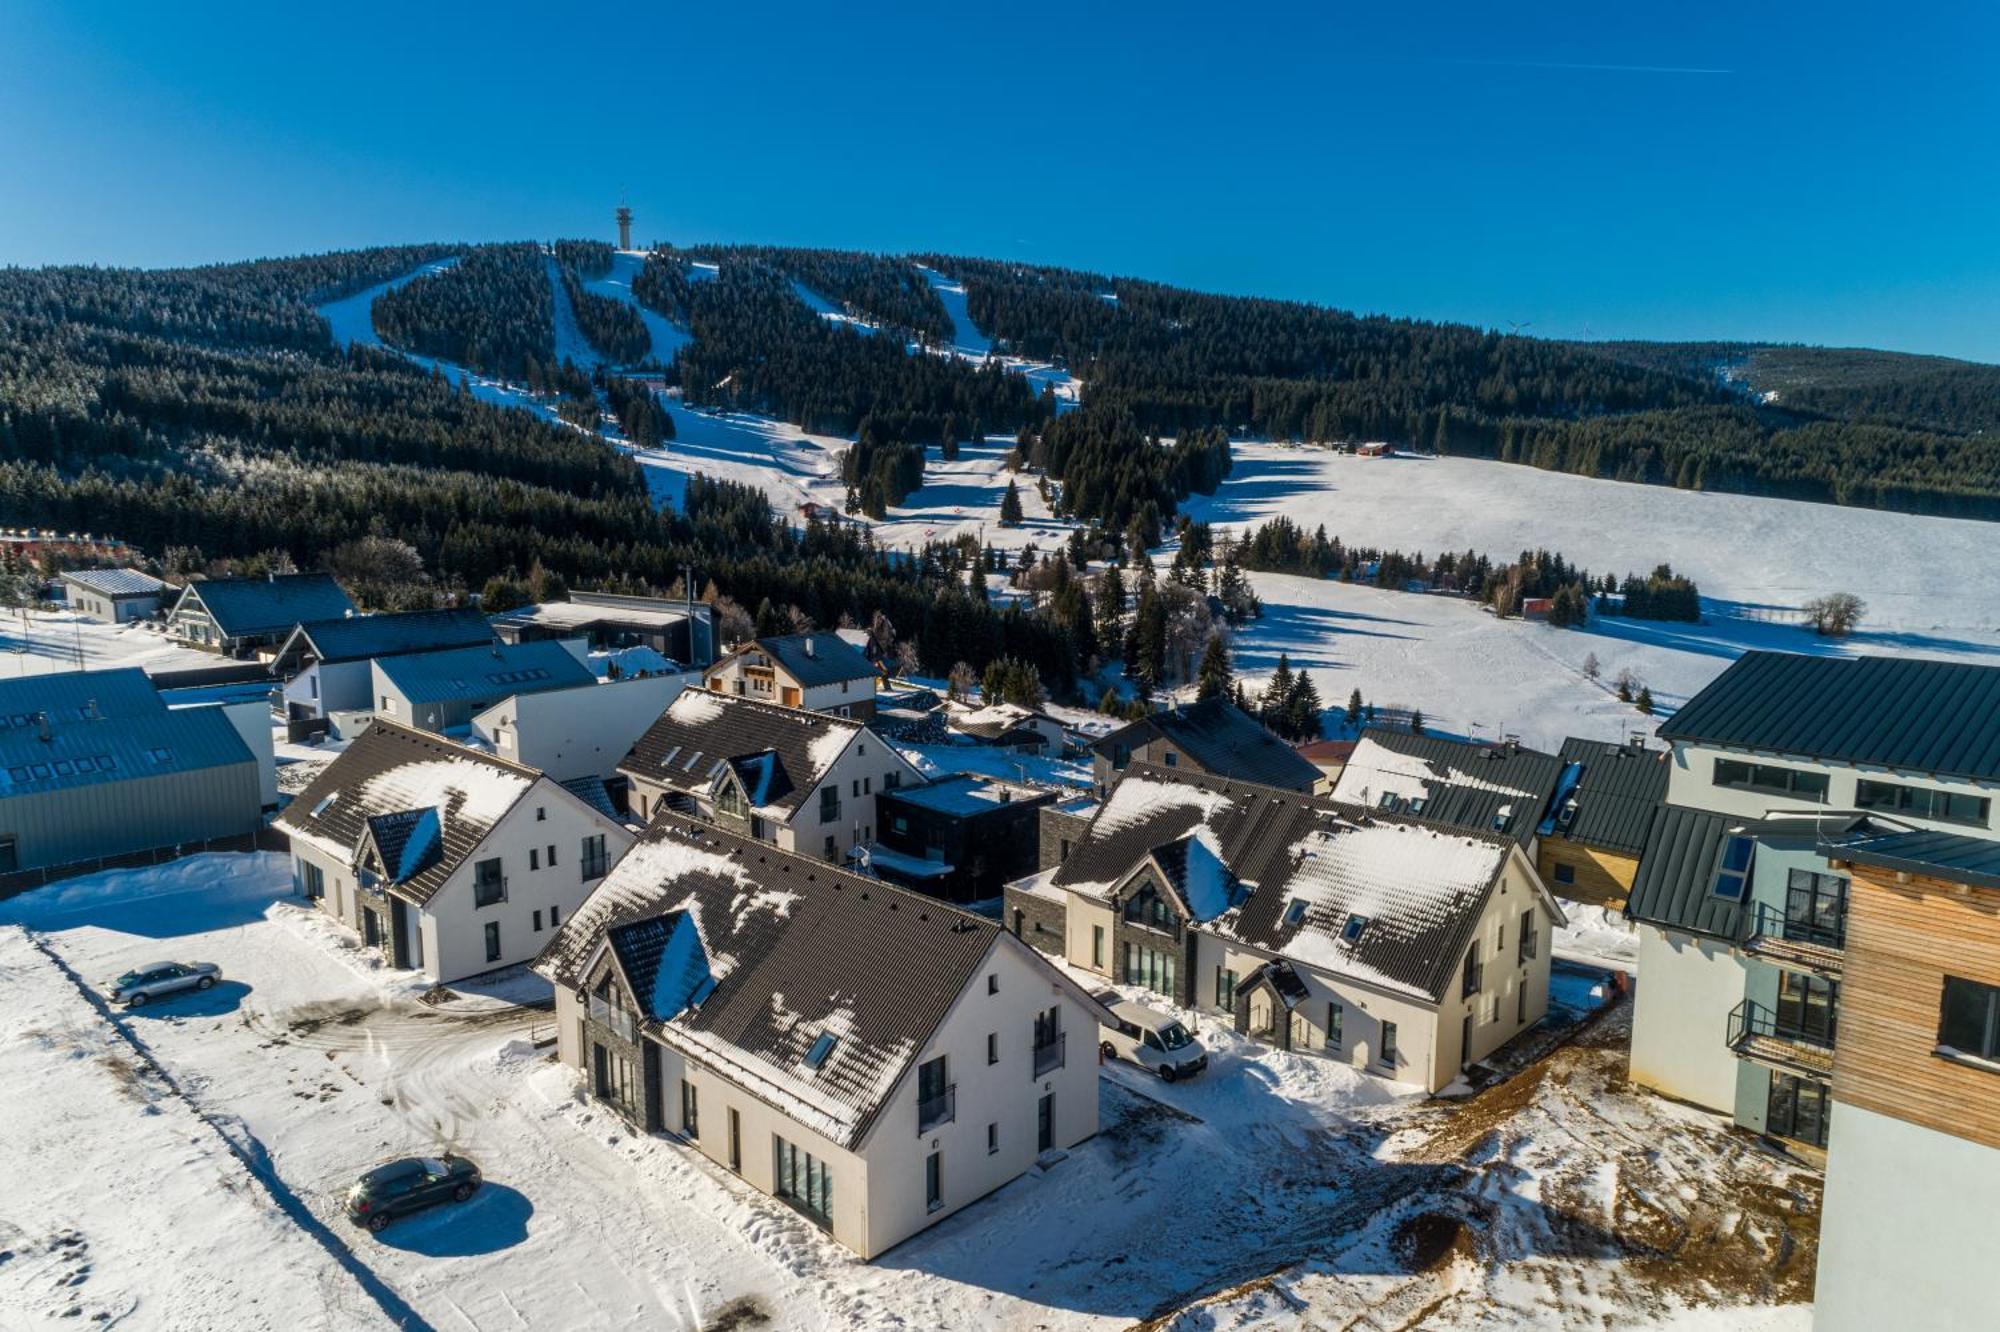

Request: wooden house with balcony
left=536, top=814, right=1107, bottom=1258
left=1625, top=650, right=2000, bottom=1160
left=704, top=631, right=877, bottom=720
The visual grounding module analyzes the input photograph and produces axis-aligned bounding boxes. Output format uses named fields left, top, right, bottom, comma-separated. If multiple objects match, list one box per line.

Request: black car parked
left=344, top=1155, right=482, bottom=1232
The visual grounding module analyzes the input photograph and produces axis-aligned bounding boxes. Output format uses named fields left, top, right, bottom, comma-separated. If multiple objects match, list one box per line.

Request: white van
left=1096, top=993, right=1208, bottom=1081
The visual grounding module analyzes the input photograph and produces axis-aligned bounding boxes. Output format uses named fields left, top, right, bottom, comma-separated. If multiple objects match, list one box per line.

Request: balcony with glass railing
left=1032, top=1032, right=1066, bottom=1078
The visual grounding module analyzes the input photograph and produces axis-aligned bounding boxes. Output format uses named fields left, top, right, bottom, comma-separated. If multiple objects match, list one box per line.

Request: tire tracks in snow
left=21, top=930, right=435, bottom=1332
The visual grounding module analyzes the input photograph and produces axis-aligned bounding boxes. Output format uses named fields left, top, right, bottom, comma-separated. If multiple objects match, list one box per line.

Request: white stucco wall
left=474, top=672, right=691, bottom=782
left=422, top=779, right=635, bottom=983
left=1628, top=923, right=1747, bottom=1113
left=1665, top=741, right=1999, bottom=835
left=1815, top=1103, right=2000, bottom=1332
left=857, top=934, right=1099, bottom=1257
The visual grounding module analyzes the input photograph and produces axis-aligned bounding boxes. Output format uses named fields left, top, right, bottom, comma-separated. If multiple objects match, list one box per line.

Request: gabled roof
left=61, top=568, right=167, bottom=598
left=538, top=816, right=1010, bottom=1149
left=723, top=632, right=875, bottom=688
left=275, top=607, right=494, bottom=668
left=620, top=691, right=883, bottom=817
left=274, top=721, right=542, bottom=905
left=373, top=640, right=595, bottom=707
left=1091, top=697, right=1320, bottom=792
left=1659, top=650, right=2000, bottom=783
left=1551, top=738, right=1671, bottom=855
left=949, top=702, right=1060, bottom=742
left=174, top=573, right=355, bottom=637
left=1622, top=806, right=1740, bottom=941
left=1330, top=730, right=1567, bottom=847
left=1053, top=765, right=1538, bottom=1002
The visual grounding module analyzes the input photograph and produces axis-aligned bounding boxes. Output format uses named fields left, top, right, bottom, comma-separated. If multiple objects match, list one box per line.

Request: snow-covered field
left=1, top=854, right=1811, bottom=1330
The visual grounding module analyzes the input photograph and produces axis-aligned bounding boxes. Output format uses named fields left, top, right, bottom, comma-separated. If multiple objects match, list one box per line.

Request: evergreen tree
left=1196, top=632, right=1232, bottom=701
left=1409, top=708, right=1426, bottom=735
left=1284, top=670, right=1322, bottom=742
left=999, top=479, right=1024, bottom=526
left=1636, top=686, right=1656, bottom=715
left=1264, top=654, right=1295, bottom=730
left=1345, top=687, right=1364, bottom=728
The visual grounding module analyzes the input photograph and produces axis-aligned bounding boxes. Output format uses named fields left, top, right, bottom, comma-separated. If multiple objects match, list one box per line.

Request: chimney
left=804, top=637, right=815, bottom=659
left=35, top=711, right=50, bottom=743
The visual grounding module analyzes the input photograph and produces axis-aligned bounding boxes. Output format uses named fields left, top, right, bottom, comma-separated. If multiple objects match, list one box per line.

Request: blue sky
left=4, top=2, right=1996, bottom=360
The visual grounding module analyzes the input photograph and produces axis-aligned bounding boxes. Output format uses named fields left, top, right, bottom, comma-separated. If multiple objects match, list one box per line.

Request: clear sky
left=4, top=2, right=1996, bottom=361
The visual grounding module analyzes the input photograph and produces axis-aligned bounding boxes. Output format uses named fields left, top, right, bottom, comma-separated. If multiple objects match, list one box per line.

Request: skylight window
left=1492, top=803, right=1515, bottom=833
left=1342, top=914, right=1370, bottom=943
left=1408, top=796, right=1427, bottom=814
left=1711, top=835, right=1756, bottom=901
left=1283, top=898, right=1307, bottom=927
left=311, top=793, right=340, bottom=818
left=803, top=1033, right=838, bottom=1070
left=1377, top=791, right=1401, bottom=812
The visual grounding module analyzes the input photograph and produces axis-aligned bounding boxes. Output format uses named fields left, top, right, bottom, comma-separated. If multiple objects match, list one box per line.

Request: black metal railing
left=1727, top=998, right=1836, bottom=1054
left=1033, top=1033, right=1065, bottom=1078
left=917, top=1084, right=956, bottom=1134
left=1742, top=900, right=1846, bottom=953
left=1518, top=928, right=1538, bottom=964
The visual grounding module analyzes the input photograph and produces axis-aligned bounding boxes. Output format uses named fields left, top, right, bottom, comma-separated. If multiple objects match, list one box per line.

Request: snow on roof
left=1178, top=825, right=1232, bottom=921
left=1094, top=772, right=1236, bottom=838
left=666, top=689, right=727, bottom=725
left=885, top=772, right=1044, bottom=817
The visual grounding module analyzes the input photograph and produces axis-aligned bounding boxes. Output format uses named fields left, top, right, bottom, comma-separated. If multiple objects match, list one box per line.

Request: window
left=484, top=921, right=501, bottom=963
left=852, top=779, right=861, bottom=798
left=1518, top=909, right=1537, bottom=962
left=1283, top=899, right=1308, bottom=928
left=884, top=770, right=900, bottom=790
left=1713, top=758, right=1829, bottom=803
left=1784, top=869, right=1848, bottom=948
left=1216, top=966, right=1238, bottom=1009
left=536, top=806, right=546, bottom=822
left=988, top=973, right=999, bottom=995
left=1378, top=791, right=1401, bottom=812
left=473, top=858, right=505, bottom=907
left=1341, top=914, right=1368, bottom=943
left=550, top=905, right=560, bottom=927
left=1856, top=779, right=1991, bottom=828
left=987, top=1032, right=999, bottom=1065
left=987, top=1122, right=998, bottom=1155
left=717, top=782, right=745, bottom=818
left=728, top=1108, right=742, bottom=1171
left=301, top=860, right=324, bottom=899
left=820, top=786, right=841, bottom=824
left=1326, top=1001, right=1343, bottom=1052
left=917, top=1056, right=953, bottom=1132
left=1553, top=862, right=1575, bottom=886
left=529, top=848, right=541, bottom=871
left=823, top=834, right=838, bottom=860
left=545, top=844, right=556, bottom=867
left=1462, top=941, right=1483, bottom=997
left=804, top=1033, right=838, bottom=1070
left=1091, top=925, right=1104, bottom=968
left=1766, top=1073, right=1832, bottom=1148
left=1518, top=984, right=1528, bottom=1024
left=681, top=1080, right=699, bottom=1138
left=1711, top=835, right=1755, bottom=901
left=1380, top=1021, right=1398, bottom=1067
left=1124, top=942, right=1177, bottom=998
left=1496, top=921, right=1506, bottom=953
left=925, top=1151, right=943, bottom=1212
left=775, top=1136, right=832, bottom=1226
left=1492, top=804, right=1515, bottom=833
left=1940, top=976, right=2000, bottom=1063
left=579, top=834, right=609, bottom=881
left=1776, top=972, right=1840, bottom=1047
left=1124, top=886, right=1177, bottom=933
left=1162, top=751, right=1177, bottom=768
left=533, top=909, right=543, bottom=932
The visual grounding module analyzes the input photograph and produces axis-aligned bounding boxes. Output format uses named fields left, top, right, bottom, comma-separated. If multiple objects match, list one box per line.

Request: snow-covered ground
left=916, top=263, right=1081, bottom=410
left=0, top=607, right=217, bottom=678
left=1, top=854, right=1813, bottom=1330
left=587, top=250, right=690, bottom=365
left=1185, top=443, right=2000, bottom=750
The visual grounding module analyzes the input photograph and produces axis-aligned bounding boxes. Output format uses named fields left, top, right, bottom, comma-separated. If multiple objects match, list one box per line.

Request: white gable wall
left=475, top=672, right=693, bottom=782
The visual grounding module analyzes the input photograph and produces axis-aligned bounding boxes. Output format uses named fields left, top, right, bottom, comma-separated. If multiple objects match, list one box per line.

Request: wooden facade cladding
left=1535, top=841, right=1640, bottom=909
left=1827, top=862, right=2000, bottom=1151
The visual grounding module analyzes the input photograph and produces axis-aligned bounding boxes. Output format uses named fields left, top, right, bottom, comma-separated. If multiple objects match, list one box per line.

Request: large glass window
left=775, top=1136, right=833, bottom=1226
left=1939, top=976, right=2000, bottom=1061
left=1766, top=1073, right=1832, bottom=1148
left=1215, top=967, right=1237, bottom=1010
left=1326, top=1001, right=1343, bottom=1052
left=1713, top=759, right=1829, bottom=803
left=579, top=833, right=609, bottom=881
left=1124, top=942, right=1177, bottom=998
left=1784, top=870, right=1848, bottom=947
left=1122, top=885, right=1176, bottom=933
left=1775, top=972, right=1839, bottom=1047
left=1855, top=779, right=1991, bottom=828
left=473, top=858, right=505, bottom=907
left=1380, top=1020, right=1398, bottom=1067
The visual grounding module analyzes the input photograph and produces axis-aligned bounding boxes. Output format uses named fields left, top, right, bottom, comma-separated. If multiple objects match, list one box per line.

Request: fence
left=0, top=826, right=281, bottom=903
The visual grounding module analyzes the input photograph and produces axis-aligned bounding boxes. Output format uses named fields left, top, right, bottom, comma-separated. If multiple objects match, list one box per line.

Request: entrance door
left=1249, top=990, right=1274, bottom=1037
left=592, top=1043, right=610, bottom=1098
left=1037, top=1091, right=1054, bottom=1152
left=363, top=908, right=380, bottom=947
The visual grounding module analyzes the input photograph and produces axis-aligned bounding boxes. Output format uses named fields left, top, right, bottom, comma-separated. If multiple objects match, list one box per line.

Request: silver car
left=110, top=960, right=222, bottom=1007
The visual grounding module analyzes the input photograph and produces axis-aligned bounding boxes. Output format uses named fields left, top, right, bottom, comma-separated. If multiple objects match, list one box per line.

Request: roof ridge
left=365, top=716, right=547, bottom=779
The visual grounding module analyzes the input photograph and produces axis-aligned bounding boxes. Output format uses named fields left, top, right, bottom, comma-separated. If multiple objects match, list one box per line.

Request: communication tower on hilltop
left=616, top=204, right=633, bottom=251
